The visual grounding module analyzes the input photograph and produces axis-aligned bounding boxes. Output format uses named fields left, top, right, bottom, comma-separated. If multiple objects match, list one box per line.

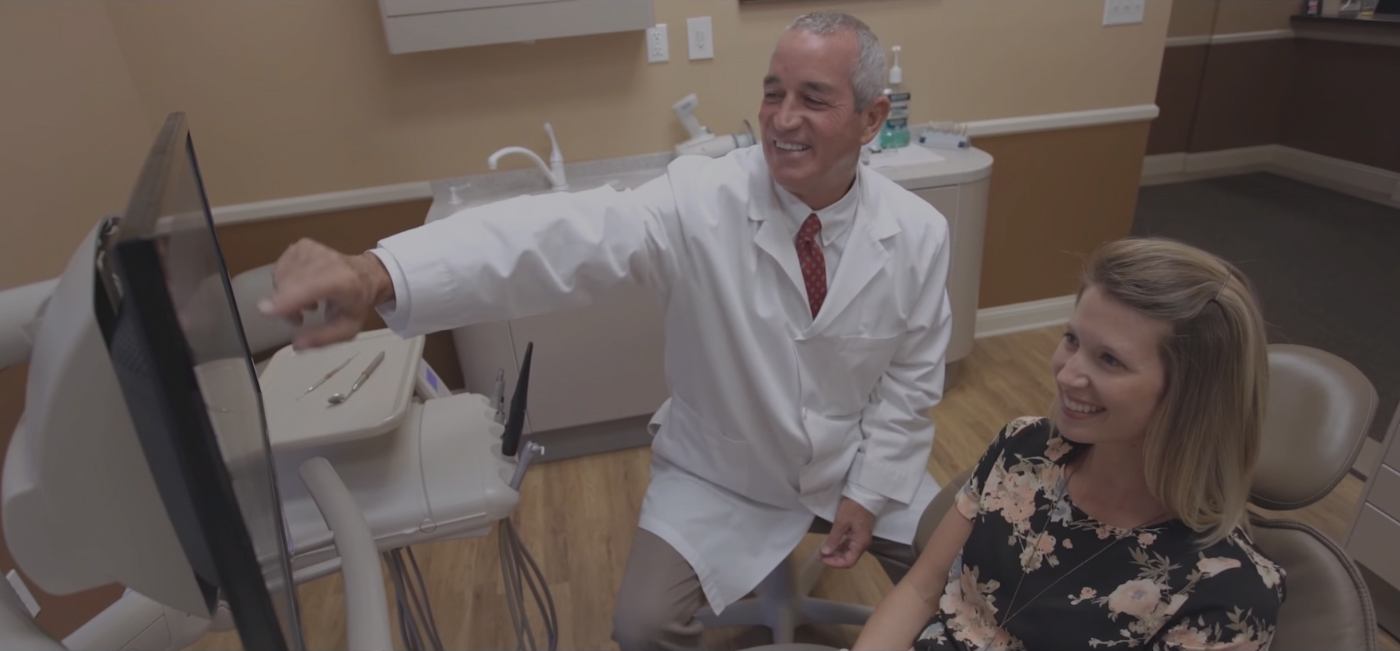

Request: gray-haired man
left=259, top=12, right=950, bottom=651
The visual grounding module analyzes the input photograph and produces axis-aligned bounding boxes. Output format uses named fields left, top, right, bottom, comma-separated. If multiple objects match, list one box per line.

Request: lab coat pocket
left=797, top=411, right=862, bottom=503
left=794, top=333, right=901, bottom=416
left=649, top=396, right=756, bottom=495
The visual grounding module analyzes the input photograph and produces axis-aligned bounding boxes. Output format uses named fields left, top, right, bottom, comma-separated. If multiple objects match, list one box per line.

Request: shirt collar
left=772, top=170, right=861, bottom=248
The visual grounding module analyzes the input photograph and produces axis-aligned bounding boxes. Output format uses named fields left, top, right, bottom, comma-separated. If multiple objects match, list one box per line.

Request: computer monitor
left=98, top=112, right=305, bottom=651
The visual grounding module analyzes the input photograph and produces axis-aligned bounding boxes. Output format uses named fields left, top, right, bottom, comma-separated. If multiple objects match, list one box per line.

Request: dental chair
left=750, top=343, right=1381, bottom=651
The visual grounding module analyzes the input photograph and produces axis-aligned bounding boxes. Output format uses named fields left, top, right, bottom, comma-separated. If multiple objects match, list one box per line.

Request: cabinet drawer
left=1374, top=465, right=1400, bottom=521
left=1350, top=504, right=1400, bottom=590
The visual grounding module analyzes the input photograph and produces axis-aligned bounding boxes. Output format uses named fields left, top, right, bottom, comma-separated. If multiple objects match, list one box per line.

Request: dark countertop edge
left=1292, top=13, right=1400, bottom=27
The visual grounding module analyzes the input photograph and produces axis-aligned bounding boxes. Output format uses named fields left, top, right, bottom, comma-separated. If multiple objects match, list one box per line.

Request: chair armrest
left=915, top=468, right=972, bottom=555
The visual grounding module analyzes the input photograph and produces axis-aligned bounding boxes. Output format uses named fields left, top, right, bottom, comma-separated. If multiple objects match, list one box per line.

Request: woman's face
left=1050, top=284, right=1171, bottom=446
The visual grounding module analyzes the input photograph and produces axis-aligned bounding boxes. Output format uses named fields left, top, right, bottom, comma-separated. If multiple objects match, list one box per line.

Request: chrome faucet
left=487, top=122, right=568, bottom=191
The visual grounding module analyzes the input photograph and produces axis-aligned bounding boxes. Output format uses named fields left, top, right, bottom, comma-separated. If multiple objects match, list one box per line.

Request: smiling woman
left=856, top=237, right=1281, bottom=651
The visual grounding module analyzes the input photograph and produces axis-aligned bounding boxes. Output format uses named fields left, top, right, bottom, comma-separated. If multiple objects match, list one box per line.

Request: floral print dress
left=915, top=417, right=1284, bottom=651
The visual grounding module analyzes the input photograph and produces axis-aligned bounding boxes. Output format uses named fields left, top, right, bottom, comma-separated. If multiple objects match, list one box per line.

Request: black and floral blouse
left=915, top=417, right=1284, bottom=650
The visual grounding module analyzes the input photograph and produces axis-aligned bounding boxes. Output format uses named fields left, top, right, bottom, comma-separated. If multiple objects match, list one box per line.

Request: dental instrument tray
left=259, top=329, right=424, bottom=451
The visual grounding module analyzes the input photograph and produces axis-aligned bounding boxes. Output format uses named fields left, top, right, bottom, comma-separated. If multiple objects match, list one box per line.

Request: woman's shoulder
left=1169, top=528, right=1285, bottom=621
left=1150, top=528, right=1284, bottom=647
left=1200, top=529, right=1286, bottom=599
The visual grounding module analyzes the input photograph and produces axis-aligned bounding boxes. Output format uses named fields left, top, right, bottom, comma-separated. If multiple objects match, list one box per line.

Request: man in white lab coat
left=263, top=12, right=951, bottom=650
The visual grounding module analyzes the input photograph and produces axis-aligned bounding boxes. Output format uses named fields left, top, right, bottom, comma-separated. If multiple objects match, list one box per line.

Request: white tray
left=260, top=329, right=424, bottom=451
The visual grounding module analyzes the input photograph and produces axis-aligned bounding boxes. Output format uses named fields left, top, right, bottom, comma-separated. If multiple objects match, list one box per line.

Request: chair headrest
left=1251, top=344, right=1377, bottom=510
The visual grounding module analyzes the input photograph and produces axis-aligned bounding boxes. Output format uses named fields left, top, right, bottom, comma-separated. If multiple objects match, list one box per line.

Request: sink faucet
left=487, top=122, right=568, bottom=191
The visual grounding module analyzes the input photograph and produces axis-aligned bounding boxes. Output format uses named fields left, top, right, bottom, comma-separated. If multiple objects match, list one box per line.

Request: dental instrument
left=299, top=353, right=357, bottom=399
left=327, top=350, right=385, bottom=406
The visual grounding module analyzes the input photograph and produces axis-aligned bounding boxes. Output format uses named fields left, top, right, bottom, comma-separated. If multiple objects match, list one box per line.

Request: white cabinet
left=378, top=0, right=653, bottom=54
left=871, top=146, right=994, bottom=363
left=448, top=284, right=666, bottom=438
left=908, top=178, right=990, bottom=363
left=503, top=285, right=667, bottom=433
left=1348, top=402, right=1400, bottom=637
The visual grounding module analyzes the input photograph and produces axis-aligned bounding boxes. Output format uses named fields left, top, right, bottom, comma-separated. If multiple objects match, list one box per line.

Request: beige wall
left=0, top=2, right=153, bottom=288
left=1212, top=0, right=1301, bottom=34
left=0, top=6, right=151, bottom=634
left=1168, top=0, right=1221, bottom=37
left=2, top=0, right=1171, bottom=292
left=1167, top=0, right=1302, bottom=37
left=101, top=0, right=1170, bottom=207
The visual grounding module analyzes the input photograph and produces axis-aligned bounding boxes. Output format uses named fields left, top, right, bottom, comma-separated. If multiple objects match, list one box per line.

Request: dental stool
left=695, top=541, right=880, bottom=645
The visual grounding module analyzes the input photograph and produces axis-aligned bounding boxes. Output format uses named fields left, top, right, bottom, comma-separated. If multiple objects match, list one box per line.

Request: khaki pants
left=611, top=522, right=917, bottom=651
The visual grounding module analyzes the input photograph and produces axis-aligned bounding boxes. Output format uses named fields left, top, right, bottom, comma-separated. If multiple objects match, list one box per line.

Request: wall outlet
left=687, top=16, right=713, bottom=60
left=1103, top=0, right=1145, bottom=26
left=646, top=23, right=668, bottom=63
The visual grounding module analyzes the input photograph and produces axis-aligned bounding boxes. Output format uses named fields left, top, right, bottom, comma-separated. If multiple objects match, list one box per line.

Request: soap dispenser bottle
left=879, top=45, right=911, bottom=149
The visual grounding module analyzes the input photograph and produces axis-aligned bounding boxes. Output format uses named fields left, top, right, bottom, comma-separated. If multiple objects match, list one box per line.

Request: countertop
left=424, top=141, right=993, bottom=224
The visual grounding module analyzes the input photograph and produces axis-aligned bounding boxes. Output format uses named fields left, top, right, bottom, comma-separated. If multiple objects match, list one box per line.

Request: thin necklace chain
left=991, top=463, right=1169, bottom=637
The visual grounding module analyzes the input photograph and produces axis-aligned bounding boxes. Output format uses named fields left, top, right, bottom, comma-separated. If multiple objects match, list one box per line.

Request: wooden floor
left=193, top=326, right=1399, bottom=650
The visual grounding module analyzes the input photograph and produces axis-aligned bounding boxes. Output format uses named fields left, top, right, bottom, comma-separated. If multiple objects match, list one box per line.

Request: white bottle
left=879, top=45, right=911, bottom=149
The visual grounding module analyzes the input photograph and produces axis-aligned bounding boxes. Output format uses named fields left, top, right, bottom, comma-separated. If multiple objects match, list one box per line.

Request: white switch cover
left=1103, top=0, right=1146, bottom=26
left=687, top=16, right=713, bottom=60
left=646, top=23, right=669, bottom=63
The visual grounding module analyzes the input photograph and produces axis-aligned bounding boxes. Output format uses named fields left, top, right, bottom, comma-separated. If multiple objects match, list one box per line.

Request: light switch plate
left=646, top=23, right=668, bottom=63
left=687, top=16, right=713, bottom=60
left=1103, top=0, right=1146, bottom=26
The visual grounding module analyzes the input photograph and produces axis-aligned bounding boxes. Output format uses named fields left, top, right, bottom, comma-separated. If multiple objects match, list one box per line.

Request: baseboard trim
left=1164, top=35, right=1212, bottom=48
left=1142, top=152, right=1186, bottom=177
left=1356, top=437, right=1383, bottom=481
left=1141, top=146, right=1279, bottom=186
left=964, top=105, right=1159, bottom=138
left=1210, top=29, right=1295, bottom=45
left=528, top=414, right=653, bottom=462
left=211, top=180, right=433, bottom=226
left=1142, top=146, right=1400, bottom=209
left=974, top=295, right=1075, bottom=339
left=1272, top=147, right=1400, bottom=207
left=1181, top=145, right=1281, bottom=174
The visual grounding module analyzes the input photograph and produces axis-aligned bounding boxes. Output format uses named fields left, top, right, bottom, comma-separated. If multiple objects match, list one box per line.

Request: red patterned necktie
left=795, top=213, right=827, bottom=317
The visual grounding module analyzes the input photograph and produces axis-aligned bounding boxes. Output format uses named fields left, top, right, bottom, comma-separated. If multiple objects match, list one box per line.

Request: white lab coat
left=375, top=145, right=952, bottom=612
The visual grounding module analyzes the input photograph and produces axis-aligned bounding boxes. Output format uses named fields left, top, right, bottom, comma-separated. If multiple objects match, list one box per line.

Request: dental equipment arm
left=298, top=458, right=392, bottom=651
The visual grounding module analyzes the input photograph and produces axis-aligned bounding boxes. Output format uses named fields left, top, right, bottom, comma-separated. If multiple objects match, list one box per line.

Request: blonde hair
left=1081, top=238, right=1269, bottom=546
